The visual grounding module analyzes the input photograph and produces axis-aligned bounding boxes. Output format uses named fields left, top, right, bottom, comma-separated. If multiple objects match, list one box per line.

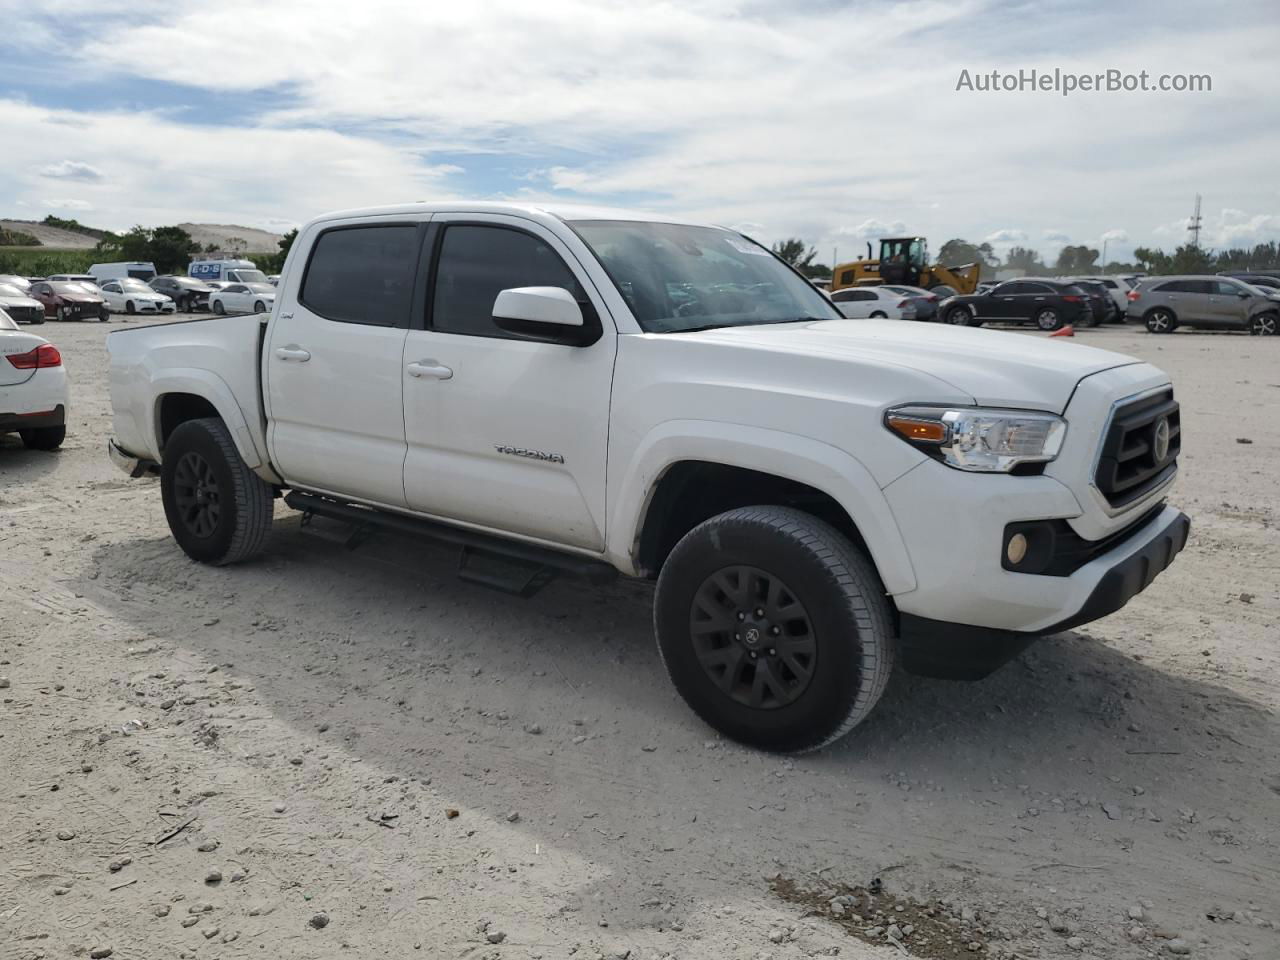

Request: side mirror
left=492, top=286, right=600, bottom=346
left=493, top=286, right=583, bottom=327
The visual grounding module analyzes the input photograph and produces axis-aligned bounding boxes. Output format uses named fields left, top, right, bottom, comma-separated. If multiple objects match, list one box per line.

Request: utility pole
left=1188, top=194, right=1203, bottom=249
left=1101, top=239, right=1108, bottom=273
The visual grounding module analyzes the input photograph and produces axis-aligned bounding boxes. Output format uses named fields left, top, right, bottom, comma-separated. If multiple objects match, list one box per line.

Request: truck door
left=264, top=218, right=427, bottom=508
left=401, top=215, right=616, bottom=551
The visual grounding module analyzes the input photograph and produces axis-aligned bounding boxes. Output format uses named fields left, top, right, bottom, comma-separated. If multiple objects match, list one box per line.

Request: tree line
left=769, top=235, right=1280, bottom=279
left=0, top=218, right=298, bottom=278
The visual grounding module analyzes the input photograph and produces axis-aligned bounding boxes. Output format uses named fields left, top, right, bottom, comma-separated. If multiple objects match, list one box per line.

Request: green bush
left=0, top=227, right=41, bottom=246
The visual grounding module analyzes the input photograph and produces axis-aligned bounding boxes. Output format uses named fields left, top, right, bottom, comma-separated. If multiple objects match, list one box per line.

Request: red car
left=29, top=280, right=109, bottom=322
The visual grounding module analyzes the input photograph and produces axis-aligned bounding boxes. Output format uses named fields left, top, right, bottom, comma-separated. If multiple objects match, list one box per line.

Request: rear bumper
left=108, top=438, right=158, bottom=478
left=899, top=509, right=1190, bottom=679
left=0, top=403, right=65, bottom=432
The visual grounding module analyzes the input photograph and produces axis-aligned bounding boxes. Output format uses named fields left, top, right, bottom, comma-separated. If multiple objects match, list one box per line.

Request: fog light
left=1006, top=532, right=1028, bottom=566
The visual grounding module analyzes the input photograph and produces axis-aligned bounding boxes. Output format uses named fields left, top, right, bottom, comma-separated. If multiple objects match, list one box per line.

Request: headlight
left=885, top=405, right=1067, bottom=473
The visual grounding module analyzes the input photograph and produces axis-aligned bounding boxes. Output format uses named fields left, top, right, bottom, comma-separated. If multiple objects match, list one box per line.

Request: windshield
left=50, top=281, right=95, bottom=295
left=0, top=283, right=27, bottom=297
left=120, top=279, right=152, bottom=291
left=234, top=270, right=268, bottom=283
left=570, top=220, right=841, bottom=333
left=245, top=283, right=275, bottom=293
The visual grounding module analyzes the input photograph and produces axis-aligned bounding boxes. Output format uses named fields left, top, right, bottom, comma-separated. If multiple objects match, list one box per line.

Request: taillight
left=897, top=300, right=908, bottom=308
left=6, top=343, right=62, bottom=369
left=1126, top=290, right=1140, bottom=301
left=1061, top=295, right=1083, bottom=303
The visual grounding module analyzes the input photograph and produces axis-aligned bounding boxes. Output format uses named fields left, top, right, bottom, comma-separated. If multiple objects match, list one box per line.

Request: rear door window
left=301, top=224, right=420, bottom=327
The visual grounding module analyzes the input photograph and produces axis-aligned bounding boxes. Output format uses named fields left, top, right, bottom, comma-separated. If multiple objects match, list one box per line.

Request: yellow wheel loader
left=830, top=237, right=981, bottom=296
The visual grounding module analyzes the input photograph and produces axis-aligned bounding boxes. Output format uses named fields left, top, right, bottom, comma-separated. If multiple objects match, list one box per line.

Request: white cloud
left=1, top=0, right=1277, bottom=257
left=43, top=197, right=94, bottom=210
left=985, top=229, right=1028, bottom=244
left=38, top=160, right=105, bottom=182
left=1100, top=228, right=1129, bottom=243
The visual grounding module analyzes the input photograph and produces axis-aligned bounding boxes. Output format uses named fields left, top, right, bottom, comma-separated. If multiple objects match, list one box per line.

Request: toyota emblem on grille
left=1152, top=417, right=1171, bottom=463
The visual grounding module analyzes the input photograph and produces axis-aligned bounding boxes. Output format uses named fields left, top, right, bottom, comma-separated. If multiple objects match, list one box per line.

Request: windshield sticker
left=725, top=237, right=770, bottom=256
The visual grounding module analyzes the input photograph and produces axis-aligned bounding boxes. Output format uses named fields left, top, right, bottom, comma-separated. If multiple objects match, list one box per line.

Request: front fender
left=607, top=419, right=918, bottom=594
left=147, top=369, right=263, bottom=470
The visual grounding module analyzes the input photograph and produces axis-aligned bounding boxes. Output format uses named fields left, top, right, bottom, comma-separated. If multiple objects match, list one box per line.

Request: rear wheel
left=945, top=305, right=974, bottom=326
left=1248, top=312, right=1278, bottom=336
left=1145, top=308, right=1176, bottom=334
left=654, top=506, right=895, bottom=753
left=1035, top=307, right=1064, bottom=331
left=19, top=425, right=65, bottom=450
left=869, top=310, right=887, bottom=319
left=161, top=417, right=273, bottom=565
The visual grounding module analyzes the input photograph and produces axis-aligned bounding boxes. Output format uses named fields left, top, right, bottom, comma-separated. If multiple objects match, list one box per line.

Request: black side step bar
left=284, top=490, right=616, bottom=598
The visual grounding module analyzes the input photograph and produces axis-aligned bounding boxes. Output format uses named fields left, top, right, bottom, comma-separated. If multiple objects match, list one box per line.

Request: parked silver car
left=1126, top=275, right=1279, bottom=335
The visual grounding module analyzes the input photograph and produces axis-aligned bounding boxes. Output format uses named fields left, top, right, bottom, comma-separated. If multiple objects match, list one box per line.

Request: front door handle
left=274, top=346, right=311, bottom=362
left=407, top=360, right=453, bottom=380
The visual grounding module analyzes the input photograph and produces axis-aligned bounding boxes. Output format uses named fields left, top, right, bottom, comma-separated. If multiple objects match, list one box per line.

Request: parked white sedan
left=210, top=282, right=276, bottom=315
left=829, top=286, right=917, bottom=319
left=100, top=278, right=177, bottom=316
left=0, top=307, right=68, bottom=450
left=0, top=283, right=46, bottom=325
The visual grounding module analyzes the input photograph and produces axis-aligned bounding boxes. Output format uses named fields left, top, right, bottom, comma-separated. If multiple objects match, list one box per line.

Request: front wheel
left=56, top=305, right=69, bottom=322
left=161, top=417, right=273, bottom=565
left=654, top=506, right=895, bottom=753
left=945, top=305, right=974, bottom=326
left=1248, top=312, right=1278, bottom=336
left=125, top=300, right=136, bottom=315
left=20, top=424, right=65, bottom=450
left=254, top=300, right=266, bottom=314
left=212, top=300, right=226, bottom=315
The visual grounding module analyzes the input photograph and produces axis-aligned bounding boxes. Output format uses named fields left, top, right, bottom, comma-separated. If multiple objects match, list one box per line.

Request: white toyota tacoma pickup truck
left=108, top=202, right=1189, bottom=752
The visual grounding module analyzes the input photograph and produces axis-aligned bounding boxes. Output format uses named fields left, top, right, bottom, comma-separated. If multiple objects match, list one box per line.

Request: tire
left=213, top=300, right=225, bottom=315
left=654, top=505, right=895, bottom=753
left=254, top=300, right=266, bottom=314
left=125, top=300, right=136, bottom=315
left=1145, top=308, right=1176, bottom=334
left=179, top=295, right=191, bottom=313
left=160, top=417, right=273, bottom=565
left=869, top=310, right=887, bottom=319
left=19, top=424, right=65, bottom=450
left=945, top=305, right=974, bottom=326
left=29, top=315, right=44, bottom=326
left=99, top=308, right=109, bottom=322
left=56, top=305, right=69, bottom=322
left=1248, top=312, right=1278, bottom=336
left=1034, top=307, right=1063, bottom=331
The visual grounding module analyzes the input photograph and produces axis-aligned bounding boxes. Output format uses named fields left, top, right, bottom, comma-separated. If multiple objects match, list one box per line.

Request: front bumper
left=898, top=508, right=1189, bottom=678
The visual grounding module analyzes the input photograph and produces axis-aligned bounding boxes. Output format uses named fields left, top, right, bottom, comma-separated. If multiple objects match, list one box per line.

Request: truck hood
left=675, top=318, right=1142, bottom=412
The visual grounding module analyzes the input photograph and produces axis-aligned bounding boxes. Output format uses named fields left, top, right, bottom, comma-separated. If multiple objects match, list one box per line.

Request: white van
left=89, top=261, right=158, bottom=283
left=187, top=258, right=267, bottom=285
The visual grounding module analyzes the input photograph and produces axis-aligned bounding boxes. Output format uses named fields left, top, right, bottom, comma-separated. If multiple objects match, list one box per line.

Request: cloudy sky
left=2, top=0, right=1277, bottom=265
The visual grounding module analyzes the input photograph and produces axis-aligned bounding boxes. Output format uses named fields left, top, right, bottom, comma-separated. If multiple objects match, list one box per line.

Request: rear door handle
left=274, top=346, right=311, bottom=362
left=407, top=360, right=453, bottom=380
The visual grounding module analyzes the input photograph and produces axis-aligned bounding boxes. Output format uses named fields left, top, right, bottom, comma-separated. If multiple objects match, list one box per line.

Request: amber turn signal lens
left=886, top=414, right=947, bottom=444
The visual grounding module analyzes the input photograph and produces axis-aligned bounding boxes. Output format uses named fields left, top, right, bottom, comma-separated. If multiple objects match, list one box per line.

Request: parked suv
left=939, top=278, right=1093, bottom=330
left=107, top=201, right=1189, bottom=752
left=1127, top=276, right=1279, bottom=335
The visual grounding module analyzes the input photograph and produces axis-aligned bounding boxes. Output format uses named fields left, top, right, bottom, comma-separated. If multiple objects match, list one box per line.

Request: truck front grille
left=1094, top=389, right=1180, bottom=508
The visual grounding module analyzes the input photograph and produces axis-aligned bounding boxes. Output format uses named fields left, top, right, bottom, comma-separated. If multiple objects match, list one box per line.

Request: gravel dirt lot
left=1, top=318, right=1277, bottom=960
